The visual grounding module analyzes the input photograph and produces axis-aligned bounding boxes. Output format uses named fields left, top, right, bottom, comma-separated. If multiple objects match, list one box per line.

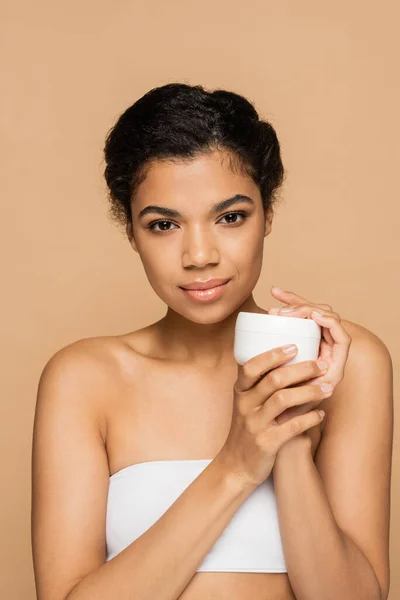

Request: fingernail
left=320, top=383, right=333, bottom=393
left=312, top=310, right=323, bottom=317
left=272, top=286, right=283, bottom=292
left=317, top=359, right=328, bottom=370
left=280, top=307, right=293, bottom=313
left=283, top=344, right=297, bottom=353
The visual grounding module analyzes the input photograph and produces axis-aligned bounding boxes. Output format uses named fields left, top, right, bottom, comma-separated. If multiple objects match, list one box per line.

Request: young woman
left=32, top=83, right=393, bottom=600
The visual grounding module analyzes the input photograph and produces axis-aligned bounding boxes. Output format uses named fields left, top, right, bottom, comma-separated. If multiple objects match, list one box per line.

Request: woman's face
left=128, top=149, right=273, bottom=324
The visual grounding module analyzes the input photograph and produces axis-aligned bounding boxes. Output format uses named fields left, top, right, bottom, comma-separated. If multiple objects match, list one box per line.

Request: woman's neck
left=155, top=294, right=265, bottom=367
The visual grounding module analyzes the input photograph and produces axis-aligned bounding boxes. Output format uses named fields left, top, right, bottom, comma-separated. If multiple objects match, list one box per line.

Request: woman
left=31, top=83, right=393, bottom=600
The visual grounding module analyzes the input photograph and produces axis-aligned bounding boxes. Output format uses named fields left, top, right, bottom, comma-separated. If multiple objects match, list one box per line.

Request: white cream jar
left=234, top=311, right=322, bottom=366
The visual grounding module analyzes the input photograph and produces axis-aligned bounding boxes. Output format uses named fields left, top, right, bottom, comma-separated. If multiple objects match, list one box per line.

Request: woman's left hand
left=268, top=286, right=352, bottom=455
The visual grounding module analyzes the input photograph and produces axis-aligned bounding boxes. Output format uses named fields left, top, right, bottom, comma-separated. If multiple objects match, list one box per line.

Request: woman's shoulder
left=36, top=330, right=152, bottom=425
left=42, top=324, right=158, bottom=378
left=40, top=334, right=139, bottom=383
left=340, top=318, right=391, bottom=358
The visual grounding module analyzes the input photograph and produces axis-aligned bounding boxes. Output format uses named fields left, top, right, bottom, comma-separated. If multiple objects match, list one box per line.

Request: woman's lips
left=179, top=279, right=231, bottom=302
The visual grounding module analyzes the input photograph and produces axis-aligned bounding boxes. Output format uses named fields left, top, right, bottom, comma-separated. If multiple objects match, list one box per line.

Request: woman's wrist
left=274, top=434, right=313, bottom=469
left=212, top=450, right=260, bottom=494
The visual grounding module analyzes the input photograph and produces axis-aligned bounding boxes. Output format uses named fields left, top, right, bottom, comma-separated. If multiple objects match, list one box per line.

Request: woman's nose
left=181, top=226, right=219, bottom=268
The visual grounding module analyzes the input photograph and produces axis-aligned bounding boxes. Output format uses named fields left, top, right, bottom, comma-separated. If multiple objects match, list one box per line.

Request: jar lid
left=235, top=311, right=321, bottom=339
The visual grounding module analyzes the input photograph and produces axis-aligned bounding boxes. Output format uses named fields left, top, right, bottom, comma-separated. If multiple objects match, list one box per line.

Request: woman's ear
left=264, top=207, right=274, bottom=237
left=126, top=222, right=138, bottom=253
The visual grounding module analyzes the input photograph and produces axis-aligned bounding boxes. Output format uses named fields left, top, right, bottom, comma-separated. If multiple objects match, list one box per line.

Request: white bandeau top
left=105, top=458, right=287, bottom=573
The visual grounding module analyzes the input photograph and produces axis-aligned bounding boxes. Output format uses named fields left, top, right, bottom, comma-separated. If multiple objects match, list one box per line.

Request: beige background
left=1, top=1, right=399, bottom=598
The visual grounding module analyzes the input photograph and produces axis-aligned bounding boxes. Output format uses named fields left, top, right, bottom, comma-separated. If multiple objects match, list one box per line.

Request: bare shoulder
left=341, top=316, right=393, bottom=403
left=341, top=317, right=391, bottom=354
left=40, top=333, right=143, bottom=376
left=36, top=333, right=146, bottom=437
left=340, top=318, right=392, bottom=376
left=317, top=317, right=391, bottom=436
left=39, top=332, right=146, bottom=389
left=321, top=317, right=392, bottom=427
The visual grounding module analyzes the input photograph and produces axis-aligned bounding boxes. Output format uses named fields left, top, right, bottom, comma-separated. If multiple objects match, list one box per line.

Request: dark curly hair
left=103, top=82, right=285, bottom=234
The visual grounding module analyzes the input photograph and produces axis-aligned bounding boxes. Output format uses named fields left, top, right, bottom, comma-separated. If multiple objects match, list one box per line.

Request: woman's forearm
left=272, top=438, right=382, bottom=600
left=65, top=454, right=255, bottom=600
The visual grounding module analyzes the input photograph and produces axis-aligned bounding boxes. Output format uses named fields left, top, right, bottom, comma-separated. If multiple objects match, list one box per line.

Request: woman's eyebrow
left=137, top=194, right=255, bottom=219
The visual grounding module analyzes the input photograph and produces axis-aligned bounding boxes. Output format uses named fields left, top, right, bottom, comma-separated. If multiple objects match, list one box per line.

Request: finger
left=273, top=399, right=321, bottom=425
left=270, top=287, right=311, bottom=305
left=270, top=306, right=341, bottom=385
left=270, top=287, right=334, bottom=316
left=317, top=341, right=332, bottom=363
left=311, top=309, right=341, bottom=347
left=260, top=382, right=332, bottom=424
left=268, top=410, right=326, bottom=453
left=266, top=303, right=349, bottom=387
left=318, top=303, right=333, bottom=312
left=300, top=308, right=347, bottom=378
left=307, top=340, right=332, bottom=380
left=235, top=345, right=298, bottom=394
left=272, top=303, right=340, bottom=321
left=320, top=323, right=335, bottom=347
left=310, top=310, right=352, bottom=371
left=242, top=359, right=327, bottom=411
left=268, top=304, right=300, bottom=314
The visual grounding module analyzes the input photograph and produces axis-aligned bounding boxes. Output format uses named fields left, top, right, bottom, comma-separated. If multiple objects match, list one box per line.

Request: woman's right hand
left=217, top=344, right=333, bottom=488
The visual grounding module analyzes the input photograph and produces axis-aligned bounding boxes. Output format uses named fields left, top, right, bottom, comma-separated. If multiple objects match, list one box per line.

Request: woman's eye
left=147, top=211, right=248, bottom=233
left=218, top=211, right=248, bottom=225
left=147, top=220, right=178, bottom=233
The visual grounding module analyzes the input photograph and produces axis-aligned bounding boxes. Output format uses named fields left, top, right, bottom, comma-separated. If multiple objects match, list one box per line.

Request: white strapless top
left=105, top=459, right=287, bottom=573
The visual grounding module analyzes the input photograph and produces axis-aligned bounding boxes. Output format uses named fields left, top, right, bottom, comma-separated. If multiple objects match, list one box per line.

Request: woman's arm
left=65, top=458, right=250, bottom=600
left=272, top=324, right=393, bottom=600
left=273, top=438, right=382, bottom=600
left=32, top=340, right=255, bottom=600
